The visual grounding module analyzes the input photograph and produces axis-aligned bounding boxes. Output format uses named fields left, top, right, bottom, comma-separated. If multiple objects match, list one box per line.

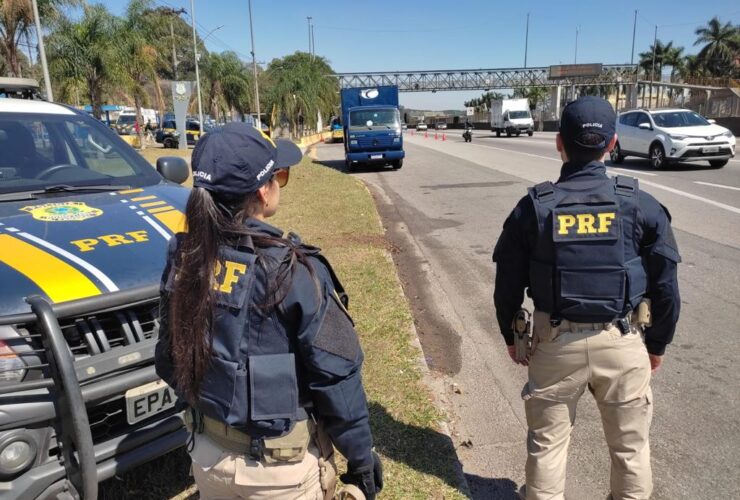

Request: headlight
left=393, top=137, right=400, bottom=143
left=668, top=134, right=687, bottom=140
left=723, top=131, right=734, bottom=138
left=0, top=436, right=36, bottom=478
left=0, top=339, right=26, bottom=383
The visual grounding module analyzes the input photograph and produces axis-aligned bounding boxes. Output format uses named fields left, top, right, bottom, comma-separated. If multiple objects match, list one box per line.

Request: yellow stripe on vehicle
left=154, top=209, right=187, bottom=234
left=131, top=195, right=157, bottom=202
left=119, top=188, right=144, bottom=194
left=147, top=205, right=175, bottom=214
left=140, top=201, right=167, bottom=208
left=0, top=234, right=101, bottom=302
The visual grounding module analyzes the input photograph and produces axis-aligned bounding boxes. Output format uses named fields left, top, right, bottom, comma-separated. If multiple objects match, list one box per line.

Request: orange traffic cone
left=434, top=132, right=438, bottom=140
left=424, top=131, right=428, bottom=138
left=442, top=133, right=446, bottom=141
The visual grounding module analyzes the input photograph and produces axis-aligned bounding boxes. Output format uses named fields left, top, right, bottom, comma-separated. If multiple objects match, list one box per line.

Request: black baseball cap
left=191, top=122, right=302, bottom=197
left=559, top=96, right=616, bottom=151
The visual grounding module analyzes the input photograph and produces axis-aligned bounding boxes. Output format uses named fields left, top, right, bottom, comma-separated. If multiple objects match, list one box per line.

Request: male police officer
left=492, top=96, right=680, bottom=500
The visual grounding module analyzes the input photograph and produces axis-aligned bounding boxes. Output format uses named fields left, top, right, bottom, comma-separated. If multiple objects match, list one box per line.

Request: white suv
left=612, top=108, right=736, bottom=169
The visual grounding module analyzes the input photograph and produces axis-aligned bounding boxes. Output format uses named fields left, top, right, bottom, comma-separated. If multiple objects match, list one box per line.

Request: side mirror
left=638, top=122, right=652, bottom=130
left=707, top=119, right=716, bottom=124
left=156, top=156, right=190, bottom=184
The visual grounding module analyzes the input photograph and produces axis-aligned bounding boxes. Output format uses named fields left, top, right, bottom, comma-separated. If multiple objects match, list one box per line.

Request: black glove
left=340, top=451, right=383, bottom=500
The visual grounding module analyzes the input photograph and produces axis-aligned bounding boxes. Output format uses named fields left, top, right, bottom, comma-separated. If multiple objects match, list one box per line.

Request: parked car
left=612, top=108, right=736, bottom=169
left=155, top=119, right=202, bottom=148
left=0, top=78, right=191, bottom=499
left=416, top=122, right=428, bottom=131
left=435, top=120, right=447, bottom=130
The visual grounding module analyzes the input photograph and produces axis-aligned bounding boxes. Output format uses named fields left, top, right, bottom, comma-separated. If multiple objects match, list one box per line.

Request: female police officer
left=155, top=122, right=382, bottom=499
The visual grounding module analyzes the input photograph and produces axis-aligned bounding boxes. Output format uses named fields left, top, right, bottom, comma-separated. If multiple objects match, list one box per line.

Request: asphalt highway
left=315, top=131, right=740, bottom=500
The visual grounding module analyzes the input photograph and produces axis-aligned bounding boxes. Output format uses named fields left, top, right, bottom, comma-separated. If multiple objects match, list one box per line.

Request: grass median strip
left=98, top=149, right=467, bottom=499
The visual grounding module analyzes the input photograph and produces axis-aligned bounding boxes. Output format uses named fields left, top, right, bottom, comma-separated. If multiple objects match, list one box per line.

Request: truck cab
left=341, top=86, right=405, bottom=171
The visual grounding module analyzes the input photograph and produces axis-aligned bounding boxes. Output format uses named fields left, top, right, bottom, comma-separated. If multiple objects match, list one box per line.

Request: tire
left=610, top=142, right=625, bottom=164
left=392, top=159, right=403, bottom=169
left=506, top=129, right=512, bottom=137
left=495, top=130, right=501, bottom=137
left=163, top=137, right=176, bottom=149
left=527, top=131, right=534, bottom=137
left=345, top=158, right=355, bottom=172
left=709, top=159, right=728, bottom=168
left=649, top=143, right=666, bottom=169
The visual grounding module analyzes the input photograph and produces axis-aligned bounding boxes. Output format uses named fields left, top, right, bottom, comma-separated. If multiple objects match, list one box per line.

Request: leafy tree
left=0, top=0, right=80, bottom=77
left=694, top=17, right=739, bottom=77
left=264, top=51, right=338, bottom=137
left=512, top=86, right=548, bottom=110
left=202, top=51, right=252, bottom=122
left=464, top=90, right=505, bottom=111
left=47, top=4, right=118, bottom=118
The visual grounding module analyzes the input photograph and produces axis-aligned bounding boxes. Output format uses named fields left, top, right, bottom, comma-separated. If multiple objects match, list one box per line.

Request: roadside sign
left=549, top=63, right=603, bottom=79
left=466, top=107, right=475, bottom=116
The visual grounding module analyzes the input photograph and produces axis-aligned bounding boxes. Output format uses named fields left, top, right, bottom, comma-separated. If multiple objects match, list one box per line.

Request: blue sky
left=97, top=0, right=739, bottom=110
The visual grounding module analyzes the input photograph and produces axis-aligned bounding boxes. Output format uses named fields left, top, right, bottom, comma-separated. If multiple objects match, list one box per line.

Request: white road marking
left=422, top=139, right=740, bottom=216
left=142, top=215, right=172, bottom=240
left=16, top=231, right=119, bottom=291
left=694, top=181, right=740, bottom=192
left=609, top=167, right=658, bottom=177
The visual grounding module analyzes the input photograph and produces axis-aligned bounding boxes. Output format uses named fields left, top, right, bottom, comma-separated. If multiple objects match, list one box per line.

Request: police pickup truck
left=0, top=78, right=190, bottom=499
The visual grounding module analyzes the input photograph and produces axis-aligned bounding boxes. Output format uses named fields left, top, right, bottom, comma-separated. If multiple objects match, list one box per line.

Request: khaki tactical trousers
left=523, top=322, right=653, bottom=500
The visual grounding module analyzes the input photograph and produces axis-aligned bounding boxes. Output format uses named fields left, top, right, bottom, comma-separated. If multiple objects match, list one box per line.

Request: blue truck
left=341, top=85, right=405, bottom=171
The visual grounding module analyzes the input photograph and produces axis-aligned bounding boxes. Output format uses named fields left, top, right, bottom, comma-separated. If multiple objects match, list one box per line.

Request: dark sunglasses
left=272, top=169, right=289, bottom=188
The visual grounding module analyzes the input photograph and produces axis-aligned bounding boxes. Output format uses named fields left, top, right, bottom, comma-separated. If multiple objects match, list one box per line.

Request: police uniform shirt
left=155, top=218, right=374, bottom=470
left=492, top=161, right=681, bottom=355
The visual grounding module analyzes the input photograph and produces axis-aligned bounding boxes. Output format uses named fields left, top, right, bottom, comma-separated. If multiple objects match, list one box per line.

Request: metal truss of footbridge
left=334, top=65, right=640, bottom=92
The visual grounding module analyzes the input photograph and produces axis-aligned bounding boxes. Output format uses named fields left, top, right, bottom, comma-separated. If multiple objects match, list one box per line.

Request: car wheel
left=709, top=159, right=728, bottom=168
left=392, top=159, right=403, bottom=170
left=649, top=143, right=666, bottom=169
left=345, top=158, right=355, bottom=172
left=163, top=137, right=176, bottom=149
left=610, top=142, right=625, bottom=164
left=527, top=131, right=534, bottom=136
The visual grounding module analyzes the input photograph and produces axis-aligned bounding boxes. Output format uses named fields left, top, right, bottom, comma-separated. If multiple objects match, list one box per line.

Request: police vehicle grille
left=86, top=395, right=181, bottom=444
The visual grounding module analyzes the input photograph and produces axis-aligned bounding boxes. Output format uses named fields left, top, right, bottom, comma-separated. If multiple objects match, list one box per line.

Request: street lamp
left=31, top=0, right=52, bottom=101
left=190, top=0, right=204, bottom=134
left=248, top=0, right=261, bottom=129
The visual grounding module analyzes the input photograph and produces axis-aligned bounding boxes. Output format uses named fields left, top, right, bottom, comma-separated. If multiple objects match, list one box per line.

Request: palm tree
left=0, top=0, right=79, bottom=77
left=694, top=17, right=739, bottom=77
left=47, top=4, right=119, bottom=118
left=264, top=52, right=338, bottom=138
left=202, top=51, right=252, bottom=122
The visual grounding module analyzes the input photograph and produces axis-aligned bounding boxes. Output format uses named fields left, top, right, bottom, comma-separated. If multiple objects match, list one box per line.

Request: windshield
left=0, top=112, right=161, bottom=194
left=117, top=115, right=136, bottom=125
left=652, top=111, right=710, bottom=128
left=509, top=110, right=531, bottom=119
left=349, top=108, right=400, bottom=130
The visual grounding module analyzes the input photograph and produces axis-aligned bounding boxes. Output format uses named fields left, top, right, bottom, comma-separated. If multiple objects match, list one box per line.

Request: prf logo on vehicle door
left=21, top=202, right=103, bottom=222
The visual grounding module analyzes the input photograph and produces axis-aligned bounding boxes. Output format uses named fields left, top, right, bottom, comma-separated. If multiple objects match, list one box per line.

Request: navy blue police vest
left=528, top=175, right=647, bottom=323
left=165, top=237, right=304, bottom=438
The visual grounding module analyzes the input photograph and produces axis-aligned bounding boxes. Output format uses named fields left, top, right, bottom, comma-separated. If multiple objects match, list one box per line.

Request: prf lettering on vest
left=558, top=212, right=616, bottom=235
left=213, top=260, right=247, bottom=293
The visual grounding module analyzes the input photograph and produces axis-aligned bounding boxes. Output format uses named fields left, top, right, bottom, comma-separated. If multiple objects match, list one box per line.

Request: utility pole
left=630, top=9, right=637, bottom=65
left=524, top=12, right=530, bottom=68
left=31, top=0, right=53, bottom=101
left=248, top=0, right=261, bottom=129
left=190, top=0, right=204, bottom=133
left=311, top=23, right=315, bottom=58
left=651, top=24, right=658, bottom=107
left=161, top=8, right=186, bottom=80
left=574, top=27, right=579, bottom=64
left=306, top=17, right=312, bottom=55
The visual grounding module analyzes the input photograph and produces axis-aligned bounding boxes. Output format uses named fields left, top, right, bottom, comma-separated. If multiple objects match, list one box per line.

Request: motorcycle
left=463, top=126, right=473, bottom=142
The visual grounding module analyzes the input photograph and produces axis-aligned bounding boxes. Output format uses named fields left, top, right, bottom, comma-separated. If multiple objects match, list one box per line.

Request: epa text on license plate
left=702, top=146, right=719, bottom=153
left=370, top=154, right=383, bottom=160
left=125, top=380, right=177, bottom=425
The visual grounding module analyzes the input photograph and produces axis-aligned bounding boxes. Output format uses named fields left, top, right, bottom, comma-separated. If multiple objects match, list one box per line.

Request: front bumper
left=667, top=140, right=735, bottom=161
left=0, top=286, right=187, bottom=499
left=347, top=149, right=405, bottom=163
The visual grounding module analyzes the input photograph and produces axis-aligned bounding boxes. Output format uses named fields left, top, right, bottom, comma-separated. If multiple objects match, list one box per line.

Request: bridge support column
left=549, top=85, right=562, bottom=120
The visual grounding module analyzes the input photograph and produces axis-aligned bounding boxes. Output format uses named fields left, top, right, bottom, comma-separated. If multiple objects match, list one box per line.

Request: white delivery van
left=490, top=98, right=534, bottom=137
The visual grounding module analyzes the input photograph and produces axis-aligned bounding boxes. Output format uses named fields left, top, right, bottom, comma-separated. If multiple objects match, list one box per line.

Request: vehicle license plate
left=125, top=380, right=177, bottom=425
left=370, top=154, right=383, bottom=160
left=702, top=146, right=719, bottom=153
